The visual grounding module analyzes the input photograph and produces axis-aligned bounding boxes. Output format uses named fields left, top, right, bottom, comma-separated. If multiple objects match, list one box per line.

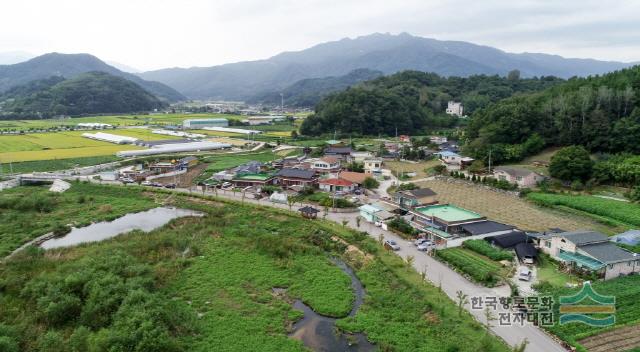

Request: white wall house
left=445, top=101, right=464, bottom=116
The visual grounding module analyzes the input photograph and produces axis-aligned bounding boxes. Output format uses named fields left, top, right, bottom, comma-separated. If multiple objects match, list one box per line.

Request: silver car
left=384, top=240, right=400, bottom=251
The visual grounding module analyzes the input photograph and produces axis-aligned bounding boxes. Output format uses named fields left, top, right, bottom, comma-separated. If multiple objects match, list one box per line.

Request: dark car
left=164, top=183, right=177, bottom=189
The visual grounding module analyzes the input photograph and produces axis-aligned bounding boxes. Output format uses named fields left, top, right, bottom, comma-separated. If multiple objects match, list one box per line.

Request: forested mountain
left=0, top=72, right=166, bottom=118
left=300, top=70, right=564, bottom=136
left=139, top=33, right=633, bottom=100
left=465, top=65, right=640, bottom=164
left=0, top=53, right=185, bottom=102
left=248, top=68, right=383, bottom=107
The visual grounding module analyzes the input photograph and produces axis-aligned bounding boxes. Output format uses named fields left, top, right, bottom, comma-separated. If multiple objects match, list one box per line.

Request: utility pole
left=488, top=148, right=492, bottom=174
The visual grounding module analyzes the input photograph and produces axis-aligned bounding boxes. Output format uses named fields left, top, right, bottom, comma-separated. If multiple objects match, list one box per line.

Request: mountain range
left=138, top=32, right=636, bottom=101
left=0, top=53, right=185, bottom=102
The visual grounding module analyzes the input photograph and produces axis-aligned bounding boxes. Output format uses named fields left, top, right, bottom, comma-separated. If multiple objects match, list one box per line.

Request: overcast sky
left=1, top=0, right=639, bottom=71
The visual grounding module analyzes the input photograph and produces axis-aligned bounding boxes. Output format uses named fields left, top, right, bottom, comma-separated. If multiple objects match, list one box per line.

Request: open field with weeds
left=197, top=151, right=280, bottom=182
left=0, top=183, right=157, bottom=257
left=0, top=185, right=509, bottom=352
left=415, top=179, right=619, bottom=234
left=527, top=192, right=640, bottom=228
left=386, top=159, right=441, bottom=179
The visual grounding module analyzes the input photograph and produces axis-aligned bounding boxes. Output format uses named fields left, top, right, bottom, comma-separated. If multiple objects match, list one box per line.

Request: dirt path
left=579, top=325, right=640, bottom=352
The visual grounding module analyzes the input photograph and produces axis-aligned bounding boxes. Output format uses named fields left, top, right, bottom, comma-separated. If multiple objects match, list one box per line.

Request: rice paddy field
left=414, top=179, right=619, bottom=234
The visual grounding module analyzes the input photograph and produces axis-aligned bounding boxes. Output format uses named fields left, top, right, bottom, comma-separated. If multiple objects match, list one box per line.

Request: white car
left=384, top=240, right=400, bottom=251
left=141, top=181, right=153, bottom=186
left=414, top=238, right=428, bottom=246
left=518, top=267, right=532, bottom=281
left=417, top=241, right=432, bottom=251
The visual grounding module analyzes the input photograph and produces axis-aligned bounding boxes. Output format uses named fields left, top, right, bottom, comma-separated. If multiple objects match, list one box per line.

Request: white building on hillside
left=446, top=101, right=464, bottom=117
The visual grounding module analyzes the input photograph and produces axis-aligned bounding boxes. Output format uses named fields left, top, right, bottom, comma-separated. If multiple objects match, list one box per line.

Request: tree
left=468, top=160, right=485, bottom=174
left=290, top=130, right=298, bottom=139
left=362, top=177, right=380, bottom=189
left=456, top=290, right=469, bottom=317
left=549, top=146, right=594, bottom=181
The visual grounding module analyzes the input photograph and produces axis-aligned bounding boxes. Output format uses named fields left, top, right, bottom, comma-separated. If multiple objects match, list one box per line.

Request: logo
left=559, top=282, right=615, bottom=327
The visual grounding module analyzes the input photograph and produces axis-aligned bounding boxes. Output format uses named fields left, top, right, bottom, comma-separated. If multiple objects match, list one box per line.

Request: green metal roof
left=234, top=173, right=273, bottom=181
left=415, top=204, right=483, bottom=223
left=558, top=250, right=604, bottom=270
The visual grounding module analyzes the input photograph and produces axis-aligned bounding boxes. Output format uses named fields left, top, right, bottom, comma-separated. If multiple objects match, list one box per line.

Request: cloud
left=0, top=0, right=638, bottom=70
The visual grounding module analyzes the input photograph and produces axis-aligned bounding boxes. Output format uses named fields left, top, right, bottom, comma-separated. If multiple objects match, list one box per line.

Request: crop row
left=462, top=239, right=514, bottom=261
left=527, top=192, right=640, bottom=227
left=435, top=248, right=500, bottom=286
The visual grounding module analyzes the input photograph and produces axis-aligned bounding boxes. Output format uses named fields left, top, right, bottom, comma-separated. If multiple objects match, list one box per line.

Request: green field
left=538, top=275, right=640, bottom=350
left=435, top=247, right=508, bottom=286
left=4, top=156, right=120, bottom=174
left=197, top=151, right=280, bottom=182
left=0, top=185, right=509, bottom=351
left=528, top=192, right=640, bottom=228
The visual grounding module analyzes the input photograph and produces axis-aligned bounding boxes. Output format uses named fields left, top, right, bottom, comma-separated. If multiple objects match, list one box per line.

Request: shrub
left=387, top=217, right=416, bottom=237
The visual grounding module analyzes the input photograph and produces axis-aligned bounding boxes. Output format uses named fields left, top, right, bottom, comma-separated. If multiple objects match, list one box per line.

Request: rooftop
left=495, top=166, right=539, bottom=178
left=461, top=221, right=515, bottom=236
left=276, top=168, right=316, bottom=179
left=556, top=230, right=608, bottom=246
left=579, top=242, right=638, bottom=264
left=403, top=188, right=437, bottom=198
left=339, top=171, right=367, bottom=184
left=319, top=178, right=354, bottom=186
left=415, top=204, right=483, bottom=223
left=234, top=173, right=273, bottom=181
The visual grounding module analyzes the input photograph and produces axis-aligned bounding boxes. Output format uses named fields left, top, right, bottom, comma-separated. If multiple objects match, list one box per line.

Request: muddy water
left=40, top=207, right=203, bottom=249
left=289, top=259, right=375, bottom=351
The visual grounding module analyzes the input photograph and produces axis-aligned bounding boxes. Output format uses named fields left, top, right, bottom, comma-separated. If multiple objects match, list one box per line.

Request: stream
left=288, top=259, right=375, bottom=352
left=40, top=207, right=204, bottom=249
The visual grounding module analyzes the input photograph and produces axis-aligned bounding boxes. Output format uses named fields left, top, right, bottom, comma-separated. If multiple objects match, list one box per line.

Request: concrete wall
left=604, top=259, right=640, bottom=280
left=0, top=178, right=19, bottom=191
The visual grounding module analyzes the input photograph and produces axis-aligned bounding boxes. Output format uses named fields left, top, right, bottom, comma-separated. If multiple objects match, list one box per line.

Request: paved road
left=176, top=187, right=566, bottom=352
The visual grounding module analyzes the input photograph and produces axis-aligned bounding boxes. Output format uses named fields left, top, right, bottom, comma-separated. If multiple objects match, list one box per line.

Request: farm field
left=5, top=155, right=120, bottom=174
left=435, top=247, right=508, bottom=286
left=415, top=179, right=619, bottom=234
left=386, top=159, right=440, bottom=179
left=538, top=275, right=640, bottom=351
left=197, top=151, right=281, bottom=182
left=527, top=192, right=640, bottom=228
left=0, top=184, right=509, bottom=352
left=0, top=113, right=247, bottom=131
left=0, top=144, right=140, bottom=163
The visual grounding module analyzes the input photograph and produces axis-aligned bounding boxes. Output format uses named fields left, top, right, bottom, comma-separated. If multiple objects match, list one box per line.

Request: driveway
left=171, top=187, right=566, bottom=352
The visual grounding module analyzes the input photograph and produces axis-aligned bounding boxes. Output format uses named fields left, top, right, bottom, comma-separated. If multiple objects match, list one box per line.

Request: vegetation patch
left=435, top=247, right=505, bottom=286
left=462, top=239, right=514, bottom=261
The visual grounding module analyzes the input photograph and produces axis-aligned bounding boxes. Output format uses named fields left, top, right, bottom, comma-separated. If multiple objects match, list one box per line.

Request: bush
left=362, top=177, right=380, bottom=189
left=387, top=217, right=416, bottom=237
left=52, top=224, right=71, bottom=237
left=462, top=240, right=514, bottom=261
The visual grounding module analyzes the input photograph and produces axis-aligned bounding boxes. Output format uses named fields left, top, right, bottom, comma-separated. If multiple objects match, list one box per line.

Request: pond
left=40, top=207, right=204, bottom=249
left=289, top=259, right=375, bottom=352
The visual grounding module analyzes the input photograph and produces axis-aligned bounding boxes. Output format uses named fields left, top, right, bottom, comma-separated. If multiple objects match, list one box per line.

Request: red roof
left=319, top=178, right=354, bottom=186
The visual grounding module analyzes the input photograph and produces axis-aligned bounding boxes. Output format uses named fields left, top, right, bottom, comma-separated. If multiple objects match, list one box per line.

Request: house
left=179, top=156, right=199, bottom=168
left=411, top=204, right=485, bottom=246
left=494, top=167, right=544, bottom=188
left=429, top=136, right=448, bottom=145
left=232, top=173, right=275, bottom=188
left=363, top=158, right=383, bottom=175
left=338, top=171, right=367, bottom=186
left=611, top=230, right=640, bottom=246
left=359, top=203, right=396, bottom=224
left=349, top=151, right=374, bottom=163
left=445, top=101, right=464, bottom=116
left=485, top=230, right=538, bottom=264
left=318, top=178, right=355, bottom=193
left=274, top=168, right=317, bottom=189
left=149, top=162, right=180, bottom=174
left=436, top=151, right=473, bottom=168
left=308, top=157, right=341, bottom=174
left=324, top=146, right=353, bottom=160
left=536, top=230, right=640, bottom=280
left=392, top=188, right=438, bottom=209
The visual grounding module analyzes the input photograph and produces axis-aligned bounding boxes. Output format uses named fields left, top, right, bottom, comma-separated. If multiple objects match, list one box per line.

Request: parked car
left=164, top=183, right=177, bottom=189
left=120, top=178, right=134, bottom=184
left=417, top=241, right=432, bottom=251
left=414, top=238, right=428, bottom=246
left=222, top=182, right=232, bottom=188
left=141, top=181, right=153, bottom=186
left=518, top=267, right=532, bottom=281
left=384, top=240, right=400, bottom=251
left=354, top=189, right=362, bottom=195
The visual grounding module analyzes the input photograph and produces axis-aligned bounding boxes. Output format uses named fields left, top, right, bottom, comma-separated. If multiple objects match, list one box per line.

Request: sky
left=1, top=0, right=639, bottom=71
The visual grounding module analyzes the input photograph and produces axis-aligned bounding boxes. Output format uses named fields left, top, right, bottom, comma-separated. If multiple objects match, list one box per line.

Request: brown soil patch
left=578, top=325, right=640, bottom=352
left=152, top=163, right=208, bottom=188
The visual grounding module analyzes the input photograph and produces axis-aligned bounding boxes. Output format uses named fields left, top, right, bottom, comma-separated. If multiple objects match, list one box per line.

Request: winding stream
left=289, top=259, right=375, bottom=351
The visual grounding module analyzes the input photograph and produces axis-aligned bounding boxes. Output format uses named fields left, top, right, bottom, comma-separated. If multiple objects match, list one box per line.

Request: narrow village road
left=176, top=187, right=567, bottom=352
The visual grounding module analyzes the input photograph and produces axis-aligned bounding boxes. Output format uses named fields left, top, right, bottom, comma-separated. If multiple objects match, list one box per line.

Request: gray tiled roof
left=558, top=230, right=608, bottom=245
left=276, top=168, right=316, bottom=179
left=579, top=242, right=638, bottom=264
left=406, top=188, right=437, bottom=198
left=495, top=166, right=538, bottom=178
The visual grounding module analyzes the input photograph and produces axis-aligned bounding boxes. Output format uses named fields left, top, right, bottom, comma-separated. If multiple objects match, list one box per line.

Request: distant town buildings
left=445, top=101, right=464, bottom=117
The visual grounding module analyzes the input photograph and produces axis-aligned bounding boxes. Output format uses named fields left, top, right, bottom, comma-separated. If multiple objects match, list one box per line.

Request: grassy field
left=0, top=185, right=509, bottom=352
left=4, top=155, right=120, bottom=174
left=528, top=192, right=640, bottom=228
left=386, top=159, right=440, bottom=179
left=0, top=183, right=157, bottom=257
left=415, top=179, right=618, bottom=234
left=197, top=151, right=280, bottom=182
left=435, top=247, right=508, bottom=286
left=535, top=254, right=578, bottom=288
